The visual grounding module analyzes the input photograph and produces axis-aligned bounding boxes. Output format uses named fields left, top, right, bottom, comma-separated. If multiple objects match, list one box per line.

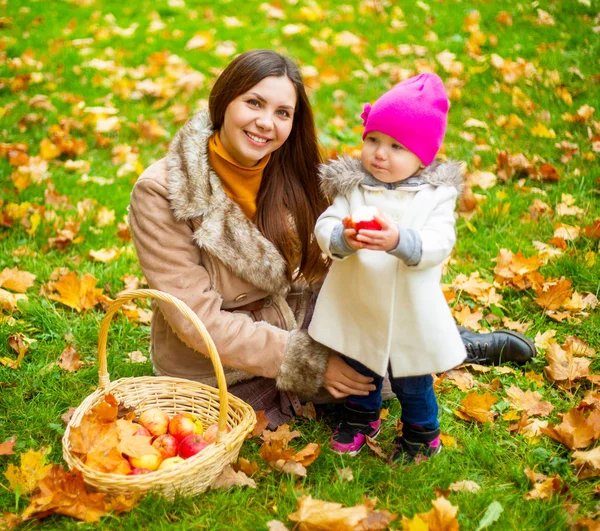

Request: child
left=308, top=73, right=466, bottom=464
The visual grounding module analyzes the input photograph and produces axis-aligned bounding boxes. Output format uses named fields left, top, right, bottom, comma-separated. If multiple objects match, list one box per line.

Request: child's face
left=361, top=131, right=423, bottom=183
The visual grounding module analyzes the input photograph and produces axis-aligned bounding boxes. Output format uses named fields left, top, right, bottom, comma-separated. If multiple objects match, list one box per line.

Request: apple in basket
left=203, top=423, right=231, bottom=444
left=128, top=467, right=153, bottom=475
left=132, top=425, right=152, bottom=437
left=128, top=452, right=162, bottom=471
left=138, top=407, right=170, bottom=437
left=152, top=434, right=179, bottom=459
left=348, top=206, right=382, bottom=231
left=168, top=413, right=203, bottom=442
left=178, top=435, right=209, bottom=459
left=158, top=456, right=185, bottom=471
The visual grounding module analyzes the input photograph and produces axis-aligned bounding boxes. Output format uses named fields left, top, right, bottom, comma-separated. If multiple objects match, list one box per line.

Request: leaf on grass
left=402, top=497, right=459, bottom=531
left=540, top=408, right=600, bottom=450
left=0, top=438, right=16, bottom=455
left=0, top=334, right=30, bottom=369
left=272, top=459, right=306, bottom=477
left=336, top=467, right=354, bottom=482
left=125, top=350, right=148, bottom=363
left=288, top=495, right=397, bottom=531
left=534, top=329, right=557, bottom=350
left=233, top=457, right=260, bottom=477
left=47, top=271, right=110, bottom=312
left=476, top=501, right=504, bottom=531
left=20, top=465, right=137, bottom=523
left=301, top=402, right=317, bottom=420
left=4, top=448, right=52, bottom=494
left=61, top=407, right=76, bottom=426
left=57, top=344, right=84, bottom=372
left=0, top=267, right=36, bottom=292
left=366, top=436, right=389, bottom=461
left=505, top=385, right=554, bottom=416
left=251, top=410, right=270, bottom=438
left=564, top=336, right=596, bottom=358
left=544, top=343, right=591, bottom=384
left=525, top=474, right=564, bottom=501
left=507, top=413, right=548, bottom=442
left=210, top=464, right=256, bottom=490
left=448, top=480, right=481, bottom=493
left=293, top=443, right=321, bottom=467
left=534, top=278, right=573, bottom=310
left=454, top=392, right=498, bottom=424
left=440, top=433, right=457, bottom=448
left=446, top=369, right=475, bottom=391
left=572, top=447, right=600, bottom=469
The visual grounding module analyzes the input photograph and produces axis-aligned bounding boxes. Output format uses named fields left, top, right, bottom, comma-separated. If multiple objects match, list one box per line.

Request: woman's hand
left=323, top=353, right=376, bottom=398
left=354, top=212, right=399, bottom=252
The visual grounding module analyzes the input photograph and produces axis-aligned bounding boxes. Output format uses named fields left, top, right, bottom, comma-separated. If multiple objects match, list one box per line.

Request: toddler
left=308, top=73, right=466, bottom=464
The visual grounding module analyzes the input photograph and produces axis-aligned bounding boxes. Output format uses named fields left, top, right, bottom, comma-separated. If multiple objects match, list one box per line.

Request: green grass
left=1, top=0, right=599, bottom=529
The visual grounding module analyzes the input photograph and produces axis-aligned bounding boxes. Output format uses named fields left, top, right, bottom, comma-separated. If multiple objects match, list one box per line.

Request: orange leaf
left=402, top=496, right=459, bottom=531
left=541, top=408, right=600, bottom=450
left=261, top=423, right=301, bottom=445
left=251, top=410, right=270, bottom=437
left=57, top=344, right=84, bottom=372
left=505, top=385, right=554, bottom=416
left=117, top=435, right=160, bottom=459
left=0, top=438, right=16, bottom=455
left=47, top=271, right=109, bottom=312
left=292, top=443, right=321, bottom=467
left=0, top=267, right=36, bottom=293
left=85, top=447, right=132, bottom=475
left=455, top=392, right=498, bottom=424
left=234, top=457, right=261, bottom=477
left=534, top=278, right=573, bottom=310
left=544, top=343, right=591, bottom=383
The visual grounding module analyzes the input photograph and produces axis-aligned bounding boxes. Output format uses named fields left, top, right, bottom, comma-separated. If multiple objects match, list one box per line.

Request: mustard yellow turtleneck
left=207, top=132, right=271, bottom=220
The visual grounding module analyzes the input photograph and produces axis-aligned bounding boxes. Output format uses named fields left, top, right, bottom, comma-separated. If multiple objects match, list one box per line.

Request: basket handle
left=97, top=289, right=229, bottom=439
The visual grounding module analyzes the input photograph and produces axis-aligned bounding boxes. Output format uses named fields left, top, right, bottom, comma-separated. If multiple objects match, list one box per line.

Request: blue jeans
left=344, top=356, right=439, bottom=430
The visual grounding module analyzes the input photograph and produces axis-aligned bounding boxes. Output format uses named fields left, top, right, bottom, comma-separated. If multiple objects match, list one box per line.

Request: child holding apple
left=308, top=73, right=466, bottom=463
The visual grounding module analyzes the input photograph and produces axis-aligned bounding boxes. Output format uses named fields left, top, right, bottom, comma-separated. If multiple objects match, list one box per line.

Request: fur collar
left=167, top=110, right=290, bottom=295
left=319, top=156, right=465, bottom=199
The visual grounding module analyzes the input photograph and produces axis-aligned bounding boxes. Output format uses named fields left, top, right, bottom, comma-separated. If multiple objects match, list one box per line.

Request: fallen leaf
left=544, top=342, right=591, bottom=384
left=505, top=386, right=554, bottom=416
left=366, top=436, right=389, bottom=461
left=446, top=369, right=475, bottom=391
left=4, top=448, right=52, bottom=494
left=0, top=438, right=16, bottom=455
left=402, top=497, right=459, bottom=531
left=272, top=459, right=306, bottom=477
left=251, top=410, right=270, bottom=437
left=288, top=495, right=397, bottom=531
left=448, top=480, right=481, bottom=493
left=336, top=467, right=354, bottom=482
left=541, top=408, right=600, bottom=449
left=572, top=447, right=600, bottom=469
left=125, top=350, right=148, bottom=363
left=57, top=344, right=85, bottom=372
left=476, top=501, right=504, bottom=531
left=0, top=334, right=30, bottom=369
left=455, top=392, right=498, bottom=424
left=440, top=433, right=456, bottom=448
left=534, top=278, right=573, bottom=310
left=47, top=271, right=110, bottom=312
left=0, top=267, right=36, bottom=292
left=266, top=521, right=290, bottom=531
left=234, top=457, right=260, bottom=477
left=211, top=464, right=256, bottom=490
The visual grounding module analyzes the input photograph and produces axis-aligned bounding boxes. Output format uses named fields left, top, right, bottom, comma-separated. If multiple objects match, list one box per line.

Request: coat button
left=234, top=293, right=247, bottom=302
left=263, top=296, right=272, bottom=307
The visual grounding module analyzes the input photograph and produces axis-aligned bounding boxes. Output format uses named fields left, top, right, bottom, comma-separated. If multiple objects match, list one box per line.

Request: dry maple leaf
left=0, top=267, right=36, bottom=292
left=0, top=438, right=16, bottom=455
left=505, top=385, right=554, bottom=416
left=251, top=410, right=270, bottom=438
left=0, top=334, right=30, bottom=369
left=210, top=464, right=256, bottom=490
left=446, top=369, right=475, bottom=391
left=117, top=435, right=160, bottom=459
left=288, top=495, right=396, bottom=531
left=544, top=342, right=591, bottom=384
left=541, top=408, right=600, bottom=450
left=85, top=447, right=132, bottom=475
left=534, top=278, right=573, bottom=310
left=454, top=392, right=498, bottom=424
left=57, top=344, right=85, bottom=372
left=234, top=457, right=260, bottom=477
left=448, top=480, right=481, bottom=493
left=261, top=423, right=301, bottom=444
left=4, top=448, right=52, bottom=495
left=20, top=465, right=137, bottom=523
left=564, top=336, right=596, bottom=358
left=366, top=436, right=389, bottom=461
left=525, top=476, right=564, bottom=501
left=572, top=447, right=600, bottom=470
left=402, top=496, right=459, bottom=531
left=452, top=305, right=483, bottom=330
left=47, top=271, right=110, bottom=312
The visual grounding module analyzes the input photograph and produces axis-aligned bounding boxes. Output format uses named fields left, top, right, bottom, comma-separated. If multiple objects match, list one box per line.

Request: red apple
left=168, top=413, right=203, bottom=442
left=178, top=434, right=209, bottom=459
left=158, top=456, right=185, bottom=471
left=138, top=407, right=170, bottom=437
left=203, top=423, right=231, bottom=444
left=128, top=467, right=153, bottom=475
left=128, top=452, right=162, bottom=471
left=133, top=426, right=152, bottom=437
left=348, top=206, right=382, bottom=231
left=152, top=434, right=178, bottom=459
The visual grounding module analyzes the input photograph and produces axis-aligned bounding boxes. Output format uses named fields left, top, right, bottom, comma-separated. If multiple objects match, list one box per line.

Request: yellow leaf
left=4, top=449, right=52, bottom=494
left=530, top=123, right=556, bottom=138
left=40, top=138, right=61, bottom=160
left=47, top=271, right=109, bottom=312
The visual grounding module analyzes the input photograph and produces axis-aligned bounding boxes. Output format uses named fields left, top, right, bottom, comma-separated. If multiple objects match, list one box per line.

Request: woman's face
left=220, top=76, right=297, bottom=167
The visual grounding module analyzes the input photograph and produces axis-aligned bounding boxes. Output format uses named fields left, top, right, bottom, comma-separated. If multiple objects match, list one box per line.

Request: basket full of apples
left=62, top=289, right=256, bottom=499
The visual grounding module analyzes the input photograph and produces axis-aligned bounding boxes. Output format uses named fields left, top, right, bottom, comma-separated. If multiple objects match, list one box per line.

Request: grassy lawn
left=1, top=0, right=599, bottom=529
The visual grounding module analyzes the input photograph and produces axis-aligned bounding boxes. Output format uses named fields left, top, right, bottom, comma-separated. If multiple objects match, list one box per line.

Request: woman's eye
left=247, top=99, right=260, bottom=107
left=276, top=109, right=290, bottom=118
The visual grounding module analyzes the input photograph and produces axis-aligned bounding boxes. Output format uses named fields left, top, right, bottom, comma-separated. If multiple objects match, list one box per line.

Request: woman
left=129, top=50, right=535, bottom=426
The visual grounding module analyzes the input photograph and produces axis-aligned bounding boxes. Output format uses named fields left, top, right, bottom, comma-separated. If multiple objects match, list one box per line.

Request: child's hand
left=354, top=212, right=399, bottom=252
left=341, top=216, right=363, bottom=250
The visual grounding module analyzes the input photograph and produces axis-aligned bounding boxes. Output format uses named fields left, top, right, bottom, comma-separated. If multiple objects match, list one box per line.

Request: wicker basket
left=62, top=289, right=257, bottom=499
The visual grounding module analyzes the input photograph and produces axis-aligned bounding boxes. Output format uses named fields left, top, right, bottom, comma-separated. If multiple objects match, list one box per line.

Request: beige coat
left=128, top=111, right=329, bottom=396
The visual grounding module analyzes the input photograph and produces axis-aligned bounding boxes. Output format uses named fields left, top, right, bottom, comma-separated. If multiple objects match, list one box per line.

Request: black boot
left=392, top=423, right=441, bottom=465
left=458, top=327, right=536, bottom=366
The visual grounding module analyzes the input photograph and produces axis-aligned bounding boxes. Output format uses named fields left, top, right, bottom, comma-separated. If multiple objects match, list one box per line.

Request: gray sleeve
left=387, top=227, right=422, bottom=266
left=329, top=223, right=358, bottom=258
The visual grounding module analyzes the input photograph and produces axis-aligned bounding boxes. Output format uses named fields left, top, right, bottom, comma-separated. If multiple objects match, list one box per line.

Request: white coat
left=308, top=157, right=467, bottom=377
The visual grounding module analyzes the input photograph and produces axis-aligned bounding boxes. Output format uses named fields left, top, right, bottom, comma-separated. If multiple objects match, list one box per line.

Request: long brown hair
left=209, top=49, right=328, bottom=284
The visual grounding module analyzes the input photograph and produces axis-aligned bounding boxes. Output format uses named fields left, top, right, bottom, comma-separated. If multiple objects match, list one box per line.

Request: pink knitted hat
left=361, top=73, right=449, bottom=165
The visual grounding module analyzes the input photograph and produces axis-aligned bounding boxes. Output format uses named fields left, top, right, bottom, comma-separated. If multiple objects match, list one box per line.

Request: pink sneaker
left=330, top=405, right=381, bottom=457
